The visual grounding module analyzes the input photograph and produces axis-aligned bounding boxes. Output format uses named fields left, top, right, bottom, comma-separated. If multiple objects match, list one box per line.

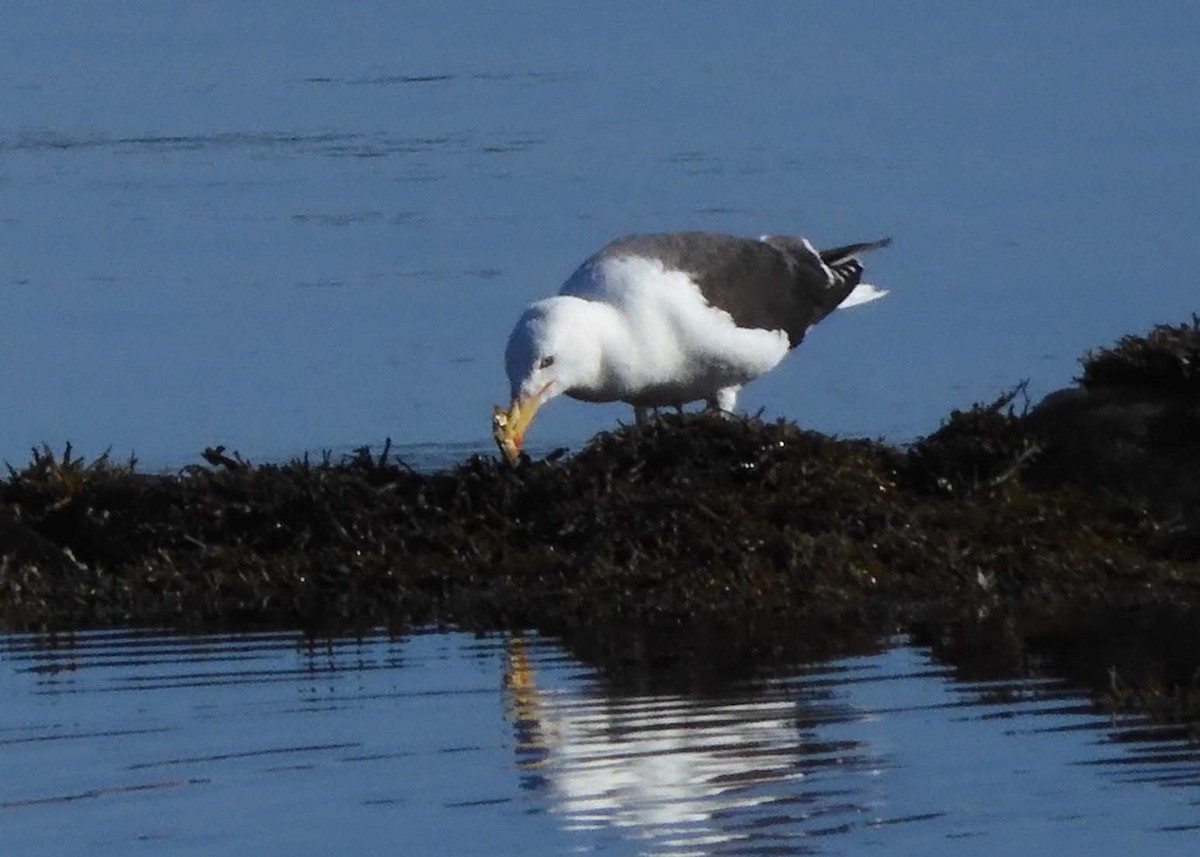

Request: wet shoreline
left=2, top=318, right=1198, bottom=726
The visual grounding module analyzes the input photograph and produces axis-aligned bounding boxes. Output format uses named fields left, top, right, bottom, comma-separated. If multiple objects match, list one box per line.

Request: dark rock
left=1028, top=318, right=1200, bottom=557
left=1079, top=314, right=1200, bottom=395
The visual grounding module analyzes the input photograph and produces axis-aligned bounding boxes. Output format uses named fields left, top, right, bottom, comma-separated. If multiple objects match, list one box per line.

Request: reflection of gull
left=505, top=636, right=874, bottom=854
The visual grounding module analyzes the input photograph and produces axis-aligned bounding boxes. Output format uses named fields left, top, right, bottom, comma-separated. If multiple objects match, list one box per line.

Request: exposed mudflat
left=2, top=318, right=1198, bottom=727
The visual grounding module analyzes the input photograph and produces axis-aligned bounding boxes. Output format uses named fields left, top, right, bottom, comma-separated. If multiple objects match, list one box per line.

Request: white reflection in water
left=505, top=636, right=881, bottom=853
left=2, top=630, right=1199, bottom=856
left=504, top=637, right=1200, bottom=855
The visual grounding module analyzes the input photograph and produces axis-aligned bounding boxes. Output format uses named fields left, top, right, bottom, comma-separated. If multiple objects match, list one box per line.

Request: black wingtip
left=819, top=237, right=892, bottom=265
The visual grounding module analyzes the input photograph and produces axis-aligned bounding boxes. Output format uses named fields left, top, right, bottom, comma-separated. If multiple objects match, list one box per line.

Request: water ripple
left=0, top=630, right=1197, bottom=855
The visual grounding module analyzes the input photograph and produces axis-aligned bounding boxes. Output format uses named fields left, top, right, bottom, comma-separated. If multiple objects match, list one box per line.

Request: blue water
left=2, top=2, right=1197, bottom=468
left=1, top=630, right=1197, bottom=856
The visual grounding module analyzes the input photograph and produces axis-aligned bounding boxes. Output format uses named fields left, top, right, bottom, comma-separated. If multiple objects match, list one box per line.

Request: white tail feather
left=839, top=283, right=888, bottom=309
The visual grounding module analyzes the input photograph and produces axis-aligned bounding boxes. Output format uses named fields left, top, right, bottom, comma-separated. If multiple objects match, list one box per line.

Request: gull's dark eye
left=538, top=355, right=555, bottom=370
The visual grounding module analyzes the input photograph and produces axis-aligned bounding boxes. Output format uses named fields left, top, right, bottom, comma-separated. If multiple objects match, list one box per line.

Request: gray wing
left=595, top=232, right=878, bottom=348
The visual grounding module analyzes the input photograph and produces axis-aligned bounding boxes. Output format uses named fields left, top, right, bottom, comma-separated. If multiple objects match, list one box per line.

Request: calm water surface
left=3, top=2, right=1199, bottom=467
left=1, top=630, right=1197, bottom=856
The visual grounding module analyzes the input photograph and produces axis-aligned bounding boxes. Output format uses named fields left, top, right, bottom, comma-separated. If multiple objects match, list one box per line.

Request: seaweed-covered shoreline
left=2, top=318, right=1199, bottom=725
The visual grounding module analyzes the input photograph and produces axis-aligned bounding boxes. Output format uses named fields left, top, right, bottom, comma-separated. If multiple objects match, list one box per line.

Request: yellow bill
left=492, top=398, right=540, bottom=466
left=492, top=382, right=552, bottom=465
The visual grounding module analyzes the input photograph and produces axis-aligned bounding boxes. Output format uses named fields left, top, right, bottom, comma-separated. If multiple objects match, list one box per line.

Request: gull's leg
left=705, top=386, right=740, bottom=416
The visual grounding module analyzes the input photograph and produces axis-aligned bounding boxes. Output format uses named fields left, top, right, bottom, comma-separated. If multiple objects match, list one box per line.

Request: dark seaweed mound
left=1029, top=317, right=1200, bottom=558
left=1080, top=314, right=1200, bottom=394
left=2, top=319, right=1199, bottom=724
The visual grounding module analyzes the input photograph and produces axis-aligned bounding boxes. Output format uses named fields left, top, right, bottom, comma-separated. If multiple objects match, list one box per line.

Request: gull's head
left=493, top=297, right=600, bottom=464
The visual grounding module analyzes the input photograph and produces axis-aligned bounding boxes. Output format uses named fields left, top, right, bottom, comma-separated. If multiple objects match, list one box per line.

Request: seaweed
left=1080, top=314, right=1200, bottom=394
left=2, top=319, right=1200, bottom=728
